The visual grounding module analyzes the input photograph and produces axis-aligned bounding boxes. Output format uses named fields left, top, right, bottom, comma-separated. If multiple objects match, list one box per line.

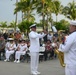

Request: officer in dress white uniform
left=29, top=24, right=47, bottom=75
left=14, top=39, right=27, bottom=63
left=4, top=38, right=16, bottom=62
left=59, top=20, right=76, bottom=75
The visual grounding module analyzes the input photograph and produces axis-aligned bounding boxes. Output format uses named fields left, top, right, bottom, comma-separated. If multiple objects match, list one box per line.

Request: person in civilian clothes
left=4, top=38, right=16, bottom=62
left=58, top=20, right=76, bottom=75
left=44, top=40, right=53, bottom=61
left=0, top=34, right=5, bottom=60
left=29, top=24, right=47, bottom=75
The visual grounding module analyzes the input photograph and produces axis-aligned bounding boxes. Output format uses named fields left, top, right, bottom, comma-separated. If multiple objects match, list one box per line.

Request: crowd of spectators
left=0, top=31, right=68, bottom=63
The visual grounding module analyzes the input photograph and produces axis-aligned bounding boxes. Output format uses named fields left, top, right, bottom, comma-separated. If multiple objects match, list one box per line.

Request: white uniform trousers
left=30, top=52, right=39, bottom=73
left=65, top=64, right=76, bottom=75
left=5, top=50, right=14, bottom=60
left=15, top=51, right=26, bottom=60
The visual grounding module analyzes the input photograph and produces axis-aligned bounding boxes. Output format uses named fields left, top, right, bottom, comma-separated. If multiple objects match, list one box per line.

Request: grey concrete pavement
left=0, top=59, right=65, bottom=75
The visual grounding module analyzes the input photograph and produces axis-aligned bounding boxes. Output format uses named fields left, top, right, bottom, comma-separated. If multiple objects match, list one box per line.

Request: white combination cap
left=70, top=20, right=76, bottom=26
left=29, top=24, right=36, bottom=28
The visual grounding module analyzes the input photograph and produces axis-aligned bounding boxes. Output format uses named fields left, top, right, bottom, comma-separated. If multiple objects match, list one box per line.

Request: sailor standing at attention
left=29, top=24, right=47, bottom=75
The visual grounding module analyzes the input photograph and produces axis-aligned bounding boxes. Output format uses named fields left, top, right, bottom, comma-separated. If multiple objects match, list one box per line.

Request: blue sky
left=0, top=0, right=75, bottom=23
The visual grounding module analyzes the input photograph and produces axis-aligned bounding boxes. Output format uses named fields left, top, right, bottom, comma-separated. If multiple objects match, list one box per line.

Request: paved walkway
left=0, top=59, right=65, bottom=75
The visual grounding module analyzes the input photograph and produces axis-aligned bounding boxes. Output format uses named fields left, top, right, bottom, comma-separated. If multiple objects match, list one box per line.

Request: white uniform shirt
left=17, top=43, right=27, bottom=51
left=59, top=32, right=76, bottom=65
left=7, top=42, right=16, bottom=51
left=29, top=31, right=46, bottom=52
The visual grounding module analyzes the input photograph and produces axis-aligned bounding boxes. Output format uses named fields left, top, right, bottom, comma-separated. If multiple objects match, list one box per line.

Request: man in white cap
left=4, top=38, right=16, bottom=62
left=58, top=20, right=76, bottom=75
left=29, top=24, right=47, bottom=75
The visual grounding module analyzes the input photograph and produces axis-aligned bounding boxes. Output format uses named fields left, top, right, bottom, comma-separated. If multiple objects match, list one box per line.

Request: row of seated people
left=4, top=38, right=28, bottom=63
left=39, top=40, right=58, bottom=61
left=1, top=38, right=58, bottom=63
left=23, top=39, right=57, bottom=62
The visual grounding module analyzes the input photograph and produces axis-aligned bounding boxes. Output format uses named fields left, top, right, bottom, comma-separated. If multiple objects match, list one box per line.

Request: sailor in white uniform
left=29, top=24, right=47, bottom=75
left=14, top=39, right=27, bottom=63
left=59, top=20, right=76, bottom=75
left=4, top=38, right=16, bottom=62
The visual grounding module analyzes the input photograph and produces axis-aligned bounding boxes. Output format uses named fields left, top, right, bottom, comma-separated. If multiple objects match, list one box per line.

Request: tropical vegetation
left=0, top=0, right=76, bottom=34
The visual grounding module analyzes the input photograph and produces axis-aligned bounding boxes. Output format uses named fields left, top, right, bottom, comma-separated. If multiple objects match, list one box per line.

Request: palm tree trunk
left=42, top=0, right=45, bottom=30
left=56, top=15, right=58, bottom=23
left=15, top=0, right=18, bottom=32
left=46, top=13, right=49, bottom=31
left=22, top=12, right=24, bottom=21
left=42, top=13, right=45, bottom=30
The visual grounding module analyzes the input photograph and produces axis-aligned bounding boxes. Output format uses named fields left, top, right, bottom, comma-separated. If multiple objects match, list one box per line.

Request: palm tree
left=53, top=0, right=63, bottom=22
left=8, top=21, right=16, bottom=28
left=0, top=21, right=7, bottom=32
left=42, top=0, right=45, bottom=30
left=11, top=0, right=18, bottom=31
left=44, top=0, right=54, bottom=31
left=14, top=0, right=35, bottom=22
left=15, top=0, right=18, bottom=31
left=18, top=20, right=34, bottom=36
left=62, top=0, right=76, bottom=20
left=34, top=0, right=53, bottom=30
